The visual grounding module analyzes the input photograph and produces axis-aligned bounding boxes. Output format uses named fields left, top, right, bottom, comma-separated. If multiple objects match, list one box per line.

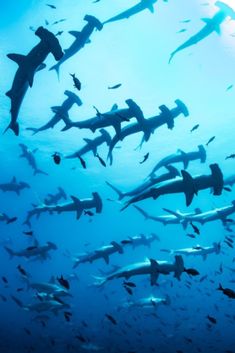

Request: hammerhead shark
left=122, top=233, right=159, bottom=249
left=50, top=15, right=103, bottom=76
left=107, top=99, right=189, bottom=164
left=44, top=187, right=67, bottom=206
left=5, top=240, right=57, bottom=260
left=24, top=192, right=102, bottom=227
left=164, top=201, right=235, bottom=228
left=103, top=0, right=163, bottom=24
left=169, top=1, right=235, bottom=63
left=122, top=164, right=224, bottom=209
left=0, top=212, right=17, bottom=225
left=73, top=241, right=124, bottom=268
left=148, top=145, right=206, bottom=177
left=19, top=143, right=48, bottom=176
left=172, top=242, right=221, bottom=261
left=94, top=255, right=185, bottom=286
left=68, top=99, right=145, bottom=137
left=65, top=129, right=112, bottom=159
left=27, top=90, right=82, bottom=134
left=5, top=26, right=63, bottom=135
left=106, top=166, right=180, bottom=200
left=0, top=177, right=30, bottom=195
left=120, top=295, right=171, bottom=310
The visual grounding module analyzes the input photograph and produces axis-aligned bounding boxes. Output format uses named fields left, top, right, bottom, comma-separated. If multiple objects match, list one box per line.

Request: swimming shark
left=148, top=145, right=206, bottom=177
left=44, top=187, right=67, bottom=206
left=122, top=233, right=159, bottom=249
left=120, top=294, right=171, bottom=310
left=12, top=296, right=70, bottom=314
left=122, top=164, right=224, bottom=209
left=5, top=240, right=57, bottom=260
left=0, top=212, right=17, bottom=225
left=0, top=177, right=30, bottom=195
left=65, top=129, right=112, bottom=159
left=107, top=99, right=189, bottom=164
left=19, top=143, right=48, bottom=176
left=172, top=242, right=221, bottom=261
left=27, top=90, right=82, bottom=134
left=29, top=280, right=71, bottom=298
left=106, top=166, right=180, bottom=200
left=103, top=0, right=161, bottom=24
left=6, top=26, right=63, bottom=135
left=68, top=99, right=145, bottom=137
left=24, top=192, right=102, bottom=227
left=169, top=1, right=235, bottom=63
left=73, top=241, right=124, bottom=268
left=94, top=255, right=185, bottom=286
left=50, top=15, right=103, bottom=76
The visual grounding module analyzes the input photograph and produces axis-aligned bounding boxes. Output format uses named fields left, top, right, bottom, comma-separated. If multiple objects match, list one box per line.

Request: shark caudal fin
left=58, top=187, right=67, bottom=200
left=209, top=164, right=224, bottom=195
left=4, top=121, right=19, bottom=136
left=49, top=62, right=60, bottom=78
left=174, top=255, right=184, bottom=280
left=4, top=246, right=15, bottom=259
left=181, top=170, right=197, bottom=206
left=34, top=169, right=48, bottom=176
left=133, top=205, right=150, bottom=220
left=92, top=192, right=103, bottom=213
left=198, top=145, right=207, bottom=163
left=105, top=181, right=124, bottom=200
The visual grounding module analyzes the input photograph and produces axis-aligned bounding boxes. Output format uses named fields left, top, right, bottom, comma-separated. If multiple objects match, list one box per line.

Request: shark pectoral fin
left=103, top=254, right=109, bottom=264
left=150, top=272, right=159, bottom=286
left=181, top=170, right=196, bottom=206
left=70, top=195, right=83, bottom=219
left=113, top=123, right=121, bottom=137
left=7, top=53, right=26, bottom=65
left=68, top=30, right=81, bottom=38
left=149, top=258, right=159, bottom=285
left=27, top=70, right=35, bottom=87
left=111, top=241, right=123, bottom=254
left=179, top=151, right=189, bottom=169
left=148, top=4, right=154, bottom=13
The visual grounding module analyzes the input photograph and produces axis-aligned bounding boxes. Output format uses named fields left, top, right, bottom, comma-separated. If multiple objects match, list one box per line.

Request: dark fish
left=184, top=268, right=200, bottom=276
left=180, top=19, right=191, bottom=23
left=186, top=233, right=196, bottom=239
left=207, top=315, right=217, bottom=324
left=218, top=283, right=235, bottom=299
left=224, top=240, right=233, bottom=248
left=70, top=73, right=81, bottom=91
left=52, top=152, right=61, bottom=165
left=226, top=84, right=233, bottom=91
left=206, top=136, right=215, bottom=146
left=160, top=249, right=171, bottom=253
left=46, top=4, right=56, bottom=9
left=17, top=265, right=27, bottom=277
left=2, top=276, right=8, bottom=284
left=57, top=275, right=70, bottom=290
left=190, top=124, right=199, bottom=133
left=95, top=153, right=106, bottom=167
left=123, top=281, right=136, bottom=288
left=64, top=311, right=72, bottom=322
left=24, top=328, right=31, bottom=335
left=105, top=314, right=117, bottom=325
left=56, top=31, right=63, bottom=36
left=177, top=29, right=187, bottom=33
left=225, top=154, right=235, bottom=160
left=224, top=186, right=232, bottom=192
left=78, top=155, right=86, bottom=169
left=84, top=210, right=94, bottom=216
left=139, top=153, right=149, bottom=164
left=121, top=240, right=132, bottom=245
left=23, top=231, right=33, bottom=236
left=108, top=83, right=122, bottom=90
left=190, top=222, right=200, bottom=235
left=124, top=285, right=133, bottom=295
left=7, top=217, right=17, bottom=224
left=75, top=334, right=86, bottom=343
left=17, top=288, right=24, bottom=292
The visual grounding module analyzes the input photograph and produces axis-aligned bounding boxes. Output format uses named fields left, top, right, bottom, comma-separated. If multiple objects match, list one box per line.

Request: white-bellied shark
left=19, top=143, right=48, bottom=176
left=107, top=99, right=189, bottom=164
left=27, top=90, right=82, bottom=134
left=5, top=26, right=63, bottom=135
left=120, top=294, right=171, bottom=310
left=94, top=255, right=185, bottom=286
left=122, top=233, right=159, bottom=248
left=5, top=240, right=57, bottom=260
left=148, top=145, right=206, bottom=177
left=0, top=177, right=30, bottom=195
left=169, top=1, right=235, bottom=63
left=50, top=15, right=103, bottom=76
left=172, top=242, right=221, bottom=261
left=44, top=187, right=67, bottom=206
left=106, top=166, right=180, bottom=200
left=12, top=296, right=70, bottom=314
left=122, top=164, right=224, bottom=209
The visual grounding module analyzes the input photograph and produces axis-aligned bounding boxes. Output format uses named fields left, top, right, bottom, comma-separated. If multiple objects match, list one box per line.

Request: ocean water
left=1, top=0, right=235, bottom=352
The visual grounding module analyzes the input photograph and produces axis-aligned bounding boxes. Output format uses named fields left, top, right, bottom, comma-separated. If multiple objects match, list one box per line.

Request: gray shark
left=5, top=241, right=57, bottom=260
left=120, top=295, right=171, bottom=309
left=50, top=15, right=103, bottom=76
left=29, top=281, right=71, bottom=298
left=44, top=187, right=67, bottom=206
left=5, top=26, right=63, bottom=135
left=12, top=296, right=70, bottom=314
left=73, top=241, right=123, bottom=268
left=107, top=99, right=189, bottom=164
left=172, top=242, right=221, bottom=261
left=169, top=1, right=235, bottom=63
left=94, top=255, right=184, bottom=286
left=148, top=145, right=206, bottom=177
left=24, top=192, right=102, bottom=227
left=68, top=99, right=145, bottom=137
left=0, top=177, right=30, bottom=195
left=65, top=129, right=112, bottom=159
left=0, top=212, right=17, bottom=225
left=122, top=164, right=224, bottom=209
left=122, top=233, right=159, bottom=249
left=19, top=143, right=48, bottom=176
left=106, top=165, right=180, bottom=200
left=27, top=90, right=82, bottom=134
left=103, top=0, right=160, bottom=24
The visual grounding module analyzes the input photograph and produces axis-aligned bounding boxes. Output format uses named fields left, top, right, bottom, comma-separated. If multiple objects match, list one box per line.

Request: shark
left=122, top=233, right=159, bottom=249
left=44, top=187, right=67, bottom=206
left=12, top=296, right=70, bottom=314
left=0, top=177, right=30, bottom=195
left=5, top=240, right=57, bottom=260
left=122, top=164, right=224, bottom=209
left=148, top=145, right=207, bottom=177
left=5, top=26, right=63, bottom=135
left=50, top=15, right=103, bottom=76
left=19, top=143, right=48, bottom=176
left=172, top=242, right=221, bottom=261
left=120, top=295, right=171, bottom=310
left=0, top=212, right=17, bottom=225
left=169, top=1, right=235, bottom=63
left=107, top=99, right=189, bottom=164
left=27, top=90, right=82, bottom=134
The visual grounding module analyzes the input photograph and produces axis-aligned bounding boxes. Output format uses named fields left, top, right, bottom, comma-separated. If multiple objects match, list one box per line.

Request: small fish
left=224, top=186, right=232, bottom=192
left=190, top=222, right=200, bottom=235
left=224, top=240, right=233, bottom=248
left=180, top=19, right=191, bottom=23
left=77, top=155, right=86, bottom=169
left=121, top=240, right=132, bottom=245
left=105, top=314, right=117, bottom=325
left=7, top=217, right=17, bottom=224
left=70, top=73, right=81, bottom=91
left=190, top=124, right=199, bottom=133
left=226, top=84, right=233, bottom=91
left=95, top=153, right=106, bottom=167
left=17, top=265, right=27, bottom=277
left=207, top=315, right=217, bottom=324
left=206, top=136, right=215, bottom=146
left=75, top=334, right=86, bottom=343
left=177, top=29, right=187, bottom=33
left=45, top=19, right=49, bottom=26
left=64, top=311, right=72, bottom=322
left=124, top=285, right=133, bottom=295
left=93, top=0, right=101, bottom=3
left=186, top=233, right=196, bottom=239
left=108, top=83, right=122, bottom=90
left=46, top=4, right=56, bottom=9
left=52, top=152, right=61, bottom=165
left=17, top=288, right=24, bottom=292
left=56, top=31, right=63, bottom=36
left=57, top=276, right=70, bottom=290
left=184, top=268, right=200, bottom=276
left=2, top=276, right=8, bottom=284
left=23, top=231, right=33, bottom=236
left=218, top=283, right=235, bottom=299
left=123, top=281, right=136, bottom=288
left=226, top=154, right=235, bottom=160
left=139, top=153, right=149, bottom=164
left=160, top=249, right=171, bottom=253
left=84, top=210, right=94, bottom=216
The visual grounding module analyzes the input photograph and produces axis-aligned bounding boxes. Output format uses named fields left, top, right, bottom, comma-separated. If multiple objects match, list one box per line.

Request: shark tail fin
left=107, top=149, right=114, bottom=166
left=105, top=181, right=124, bottom=200
left=174, top=255, right=184, bottom=280
left=4, top=246, right=14, bottom=258
left=111, top=241, right=123, bottom=254
left=49, top=63, right=60, bottom=78
left=133, top=205, right=150, bottom=220
left=181, top=170, right=197, bottom=206
left=4, top=121, right=19, bottom=136
left=34, top=169, right=48, bottom=176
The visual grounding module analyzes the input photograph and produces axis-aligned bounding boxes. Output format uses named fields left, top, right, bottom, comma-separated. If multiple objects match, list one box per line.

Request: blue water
left=1, top=0, right=235, bottom=352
